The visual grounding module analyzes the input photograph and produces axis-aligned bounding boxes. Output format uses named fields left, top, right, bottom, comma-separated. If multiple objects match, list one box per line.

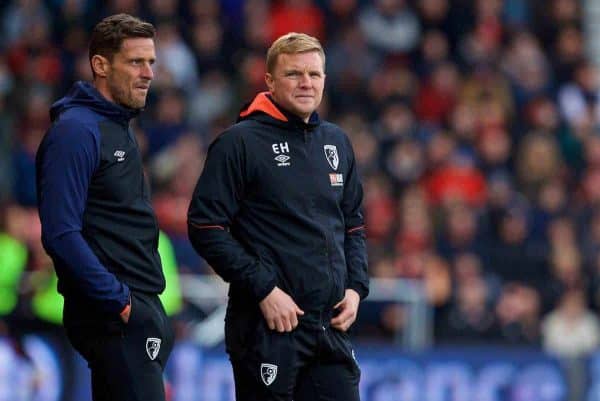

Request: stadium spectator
left=542, top=288, right=600, bottom=357
left=359, top=0, right=421, bottom=55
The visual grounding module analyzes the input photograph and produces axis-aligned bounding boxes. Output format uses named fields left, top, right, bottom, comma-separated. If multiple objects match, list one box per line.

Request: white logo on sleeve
left=146, top=337, right=162, bottom=360
left=272, top=142, right=291, bottom=166
left=324, top=145, right=339, bottom=170
left=261, top=363, right=278, bottom=386
left=113, top=150, right=126, bottom=162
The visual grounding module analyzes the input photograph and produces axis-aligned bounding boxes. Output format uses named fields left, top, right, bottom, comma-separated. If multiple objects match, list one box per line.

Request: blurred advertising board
left=0, top=336, right=574, bottom=401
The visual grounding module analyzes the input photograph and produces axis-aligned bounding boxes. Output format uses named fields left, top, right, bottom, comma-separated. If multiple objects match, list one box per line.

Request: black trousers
left=229, top=321, right=361, bottom=401
left=64, top=292, right=174, bottom=401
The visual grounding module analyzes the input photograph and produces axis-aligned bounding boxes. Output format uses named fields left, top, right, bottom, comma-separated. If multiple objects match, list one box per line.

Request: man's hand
left=330, top=289, right=360, bottom=332
left=259, top=286, right=304, bottom=332
left=120, top=301, right=131, bottom=323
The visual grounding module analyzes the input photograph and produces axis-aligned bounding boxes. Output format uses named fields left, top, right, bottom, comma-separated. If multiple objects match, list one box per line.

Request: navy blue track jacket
left=36, top=81, right=164, bottom=319
left=188, top=92, right=369, bottom=328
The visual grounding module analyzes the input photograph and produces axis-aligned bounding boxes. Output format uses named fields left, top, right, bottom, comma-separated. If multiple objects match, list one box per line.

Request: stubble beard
left=108, top=79, right=146, bottom=110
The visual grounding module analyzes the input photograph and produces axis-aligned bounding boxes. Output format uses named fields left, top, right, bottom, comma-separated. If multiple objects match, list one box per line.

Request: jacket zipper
left=323, top=230, right=337, bottom=313
left=303, top=127, right=336, bottom=324
left=128, top=127, right=160, bottom=249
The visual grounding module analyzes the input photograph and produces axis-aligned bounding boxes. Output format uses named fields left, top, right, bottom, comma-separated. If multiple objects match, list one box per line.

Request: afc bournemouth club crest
left=324, top=145, right=339, bottom=171
left=261, top=363, right=278, bottom=386
left=146, top=337, right=162, bottom=361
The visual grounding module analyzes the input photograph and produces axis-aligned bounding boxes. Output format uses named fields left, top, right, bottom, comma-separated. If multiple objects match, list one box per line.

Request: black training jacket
left=36, top=81, right=164, bottom=320
left=188, top=92, right=369, bottom=328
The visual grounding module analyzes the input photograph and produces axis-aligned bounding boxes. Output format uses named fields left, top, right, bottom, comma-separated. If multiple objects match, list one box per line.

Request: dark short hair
left=89, top=13, right=155, bottom=64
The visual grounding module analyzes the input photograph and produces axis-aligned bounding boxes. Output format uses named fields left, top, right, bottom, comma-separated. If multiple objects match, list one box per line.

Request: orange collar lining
left=239, top=92, right=288, bottom=122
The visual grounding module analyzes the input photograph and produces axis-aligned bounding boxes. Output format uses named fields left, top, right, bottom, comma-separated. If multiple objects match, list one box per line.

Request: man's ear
left=91, top=55, right=110, bottom=78
left=265, top=72, right=274, bottom=92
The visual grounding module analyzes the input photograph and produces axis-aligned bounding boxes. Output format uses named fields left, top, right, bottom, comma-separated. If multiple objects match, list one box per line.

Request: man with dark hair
left=188, top=32, right=369, bottom=401
left=36, top=14, right=173, bottom=401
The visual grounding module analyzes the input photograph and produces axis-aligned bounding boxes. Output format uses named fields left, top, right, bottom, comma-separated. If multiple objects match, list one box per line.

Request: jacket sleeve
left=187, top=131, right=277, bottom=302
left=37, top=119, right=130, bottom=314
left=341, top=135, right=369, bottom=300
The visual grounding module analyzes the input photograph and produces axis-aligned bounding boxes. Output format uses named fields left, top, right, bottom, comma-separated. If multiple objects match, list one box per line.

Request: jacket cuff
left=246, top=268, right=275, bottom=302
left=348, top=282, right=369, bottom=301
left=253, top=276, right=277, bottom=303
left=115, top=284, right=131, bottom=315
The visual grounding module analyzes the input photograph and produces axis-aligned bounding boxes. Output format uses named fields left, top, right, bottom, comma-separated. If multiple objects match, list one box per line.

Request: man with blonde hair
left=188, top=32, right=369, bottom=400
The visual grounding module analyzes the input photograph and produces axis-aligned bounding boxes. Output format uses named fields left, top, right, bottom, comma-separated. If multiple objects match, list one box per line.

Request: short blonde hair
left=266, top=32, right=325, bottom=74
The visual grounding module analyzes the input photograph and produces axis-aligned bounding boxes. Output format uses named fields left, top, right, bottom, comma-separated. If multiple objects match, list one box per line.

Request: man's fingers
left=334, top=299, right=344, bottom=309
left=331, top=321, right=347, bottom=331
left=343, top=314, right=357, bottom=331
left=285, top=318, right=293, bottom=332
left=276, top=319, right=285, bottom=332
left=331, top=307, right=351, bottom=324
left=290, top=313, right=299, bottom=329
left=261, top=290, right=305, bottom=332
left=338, top=319, right=352, bottom=332
left=331, top=311, right=357, bottom=331
left=283, top=313, right=292, bottom=332
left=330, top=315, right=346, bottom=326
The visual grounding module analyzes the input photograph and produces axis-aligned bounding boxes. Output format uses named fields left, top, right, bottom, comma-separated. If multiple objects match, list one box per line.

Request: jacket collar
left=50, top=81, right=141, bottom=125
left=238, top=92, right=320, bottom=131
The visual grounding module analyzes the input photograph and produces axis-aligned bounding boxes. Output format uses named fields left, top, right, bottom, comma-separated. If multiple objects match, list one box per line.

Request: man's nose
left=299, top=72, right=312, bottom=87
left=141, top=63, right=154, bottom=80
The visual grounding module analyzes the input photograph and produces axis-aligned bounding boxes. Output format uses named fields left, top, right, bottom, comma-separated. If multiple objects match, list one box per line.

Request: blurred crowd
left=2, top=0, right=600, bottom=357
